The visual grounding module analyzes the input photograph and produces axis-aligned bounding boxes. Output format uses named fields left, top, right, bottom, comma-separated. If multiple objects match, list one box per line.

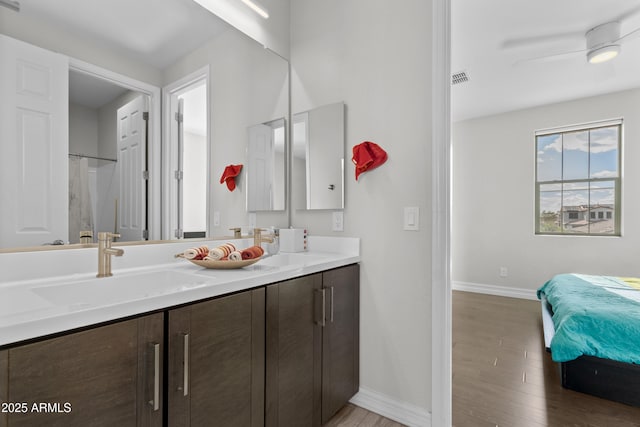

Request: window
left=536, top=120, right=621, bottom=235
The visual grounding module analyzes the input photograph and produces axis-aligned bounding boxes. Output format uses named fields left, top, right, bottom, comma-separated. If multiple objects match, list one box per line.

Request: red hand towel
left=241, top=245, right=265, bottom=260
left=351, top=141, right=387, bottom=180
left=220, top=164, right=243, bottom=191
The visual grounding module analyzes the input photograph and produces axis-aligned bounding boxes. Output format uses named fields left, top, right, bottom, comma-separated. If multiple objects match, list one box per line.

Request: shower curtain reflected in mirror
left=69, top=156, right=95, bottom=244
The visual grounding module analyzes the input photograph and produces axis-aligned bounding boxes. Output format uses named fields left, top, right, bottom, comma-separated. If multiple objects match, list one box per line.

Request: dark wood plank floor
left=453, top=291, right=640, bottom=427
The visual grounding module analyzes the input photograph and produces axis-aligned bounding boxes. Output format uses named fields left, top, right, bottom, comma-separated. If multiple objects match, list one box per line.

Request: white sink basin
left=0, top=287, right=55, bottom=317
left=31, top=270, right=213, bottom=307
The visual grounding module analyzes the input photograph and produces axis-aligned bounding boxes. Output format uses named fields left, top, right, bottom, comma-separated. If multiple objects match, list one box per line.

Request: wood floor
left=325, top=403, right=405, bottom=426
left=453, top=291, right=640, bottom=427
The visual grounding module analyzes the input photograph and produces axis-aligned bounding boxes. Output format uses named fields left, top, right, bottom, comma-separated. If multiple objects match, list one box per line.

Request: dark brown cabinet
left=265, top=264, right=359, bottom=427
left=167, top=288, right=265, bottom=427
left=321, top=264, right=360, bottom=424
left=266, top=273, right=323, bottom=427
left=0, top=264, right=358, bottom=427
left=0, top=313, right=164, bottom=427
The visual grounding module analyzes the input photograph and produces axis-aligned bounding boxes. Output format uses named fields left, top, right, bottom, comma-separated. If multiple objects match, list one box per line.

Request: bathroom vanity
left=0, top=237, right=360, bottom=427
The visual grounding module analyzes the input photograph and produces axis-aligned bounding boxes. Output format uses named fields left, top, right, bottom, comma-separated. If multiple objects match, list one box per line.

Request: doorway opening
left=164, top=67, right=210, bottom=240
left=68, top=61, right=160, bottom=244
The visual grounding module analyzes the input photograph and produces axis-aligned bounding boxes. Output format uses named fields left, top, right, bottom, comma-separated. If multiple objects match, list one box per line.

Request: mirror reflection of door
left=68, top=69, right=148, bottom=244
left=247, top=118, right=286, bottom=212
left=0, top=34, right=68, bottom=248
left=166, top=75, right=208, bottom=239
left=116, top=95, right=148, bottom=242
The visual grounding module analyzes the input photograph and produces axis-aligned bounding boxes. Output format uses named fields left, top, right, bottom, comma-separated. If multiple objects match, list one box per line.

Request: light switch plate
left=404, top=207, right=419, bottom=231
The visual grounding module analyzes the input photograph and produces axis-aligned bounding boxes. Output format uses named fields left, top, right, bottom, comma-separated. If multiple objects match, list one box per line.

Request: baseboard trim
left=452, top=281, right=538, bottom=300
left=349, top=386, right=431, bottom=427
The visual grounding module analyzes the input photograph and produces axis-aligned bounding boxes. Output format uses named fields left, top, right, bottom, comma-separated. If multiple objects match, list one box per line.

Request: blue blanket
left=537, top=273, right=640, bottom=363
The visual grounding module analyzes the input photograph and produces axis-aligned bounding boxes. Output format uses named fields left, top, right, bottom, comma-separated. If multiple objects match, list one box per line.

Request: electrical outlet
left=213, top=211, right=220, bottom=226
left=332, top=211, right=344, bottom=232
left=500, top=267, right=508, bottom=278
left=248, top=213, right=256, bottom=228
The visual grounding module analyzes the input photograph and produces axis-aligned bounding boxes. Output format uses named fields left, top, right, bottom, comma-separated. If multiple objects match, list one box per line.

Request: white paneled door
left=117, top=96, right=147, bottom=242
left=0, top=34, right=69, bottom=248
left=247, top=123, right=274, bottom=211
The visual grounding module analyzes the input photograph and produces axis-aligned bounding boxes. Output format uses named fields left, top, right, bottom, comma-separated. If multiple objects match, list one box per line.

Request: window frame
left=535, top=119, right=622, bottom=236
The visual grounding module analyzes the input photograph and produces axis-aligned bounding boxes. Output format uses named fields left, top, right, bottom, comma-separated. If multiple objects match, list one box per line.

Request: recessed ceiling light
left=587, top=44, right=620, bottom=64
left=240, top=0, right=269, bottom=19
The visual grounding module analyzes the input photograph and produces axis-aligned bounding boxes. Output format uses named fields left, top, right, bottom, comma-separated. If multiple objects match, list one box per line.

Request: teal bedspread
left=537, top=273, right=640, bottom=363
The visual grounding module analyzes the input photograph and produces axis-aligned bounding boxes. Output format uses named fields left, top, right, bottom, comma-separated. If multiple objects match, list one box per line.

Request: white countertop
left=0, top=236, right=359, bottom=348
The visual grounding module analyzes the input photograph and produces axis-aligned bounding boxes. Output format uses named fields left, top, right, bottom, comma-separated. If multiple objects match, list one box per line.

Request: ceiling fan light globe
left=587, top=45, right=620, bottom=64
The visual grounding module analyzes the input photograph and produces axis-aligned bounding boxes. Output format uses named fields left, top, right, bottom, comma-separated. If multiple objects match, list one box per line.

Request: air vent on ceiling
left=451, top=71, right=469, bottom=85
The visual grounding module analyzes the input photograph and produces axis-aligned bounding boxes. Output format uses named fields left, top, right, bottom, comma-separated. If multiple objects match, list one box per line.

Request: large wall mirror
left=0, top=0, right=289, bottom=251
left=292, top=102, right=345, bottom=210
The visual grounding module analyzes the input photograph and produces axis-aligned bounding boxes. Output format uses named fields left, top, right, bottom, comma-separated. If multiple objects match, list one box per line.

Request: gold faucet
left=97, top=232, right=124, bottom=277
left=253, top=228, right=274, bottom=247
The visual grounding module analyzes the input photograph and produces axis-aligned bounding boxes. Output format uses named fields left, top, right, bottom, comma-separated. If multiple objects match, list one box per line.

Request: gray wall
left=69, top=103, right=99, bottom=157
left=291, top=0, right=432, bottom=414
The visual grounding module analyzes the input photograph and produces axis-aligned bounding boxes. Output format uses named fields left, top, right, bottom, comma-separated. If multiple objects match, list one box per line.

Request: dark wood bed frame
left=541, top=295, right=640, bottom=407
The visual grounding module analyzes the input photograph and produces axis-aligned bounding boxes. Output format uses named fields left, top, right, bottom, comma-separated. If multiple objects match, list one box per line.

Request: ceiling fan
left=507, top=6, right=640, bottom=65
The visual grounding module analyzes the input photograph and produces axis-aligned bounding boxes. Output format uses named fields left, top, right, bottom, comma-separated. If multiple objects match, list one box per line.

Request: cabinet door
left=265, top=274, right=323, bottom=427
left=2, top=313, right=163, bottom=427
left=168, top=288, right=265, bottom=427
left=321, top=264, right=360, bottom=424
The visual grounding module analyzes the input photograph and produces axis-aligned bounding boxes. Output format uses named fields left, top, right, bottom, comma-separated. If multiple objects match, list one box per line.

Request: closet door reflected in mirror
left=293, top=102, right=345, bottom=210
left=247, top=118, right=286, bottom=212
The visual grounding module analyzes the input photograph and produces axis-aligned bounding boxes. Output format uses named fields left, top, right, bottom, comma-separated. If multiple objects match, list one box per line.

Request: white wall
left=453, top=88, right=640, bottom=292
left=291, top=0, right=432, bottom=417
left=183, top=131, right=208, bottom=233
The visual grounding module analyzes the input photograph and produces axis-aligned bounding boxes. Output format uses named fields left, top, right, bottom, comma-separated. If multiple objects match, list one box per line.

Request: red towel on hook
left=351, top=141, right=387, bottom=180
left=220, top=164, right=243, bottom=191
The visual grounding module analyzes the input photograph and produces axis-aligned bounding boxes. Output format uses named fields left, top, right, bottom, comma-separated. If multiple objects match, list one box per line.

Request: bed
left=538, top=273, right=640, bottom=406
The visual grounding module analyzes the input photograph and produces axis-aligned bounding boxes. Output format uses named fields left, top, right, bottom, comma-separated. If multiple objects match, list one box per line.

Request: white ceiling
left=452, top=0, right=640, bottom=122
left=18, top=0, right=229, bottom=69
left=69, top=70, right=129, bottom=109
left=13, top=0, right=230, bottom=110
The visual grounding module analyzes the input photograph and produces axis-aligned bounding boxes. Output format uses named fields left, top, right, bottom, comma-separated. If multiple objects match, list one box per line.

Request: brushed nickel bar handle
left=330, top=286, right=334, bottom=323
left=183, top=333, right=190, bottom=397
left=149, top=342, right=160, bottom=411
